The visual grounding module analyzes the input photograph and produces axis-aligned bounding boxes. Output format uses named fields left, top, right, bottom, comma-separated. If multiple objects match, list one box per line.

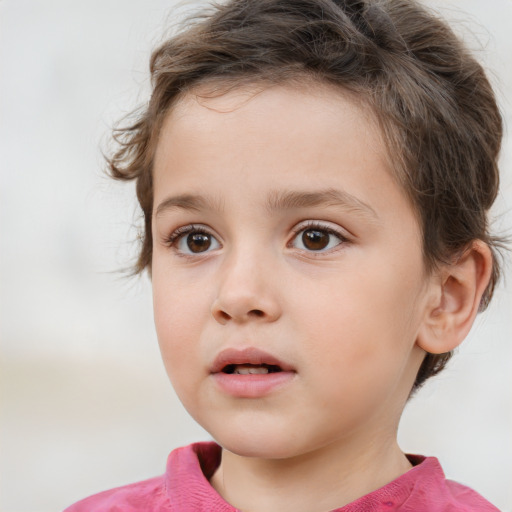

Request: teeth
left=233, top=365, right=269, bottom=375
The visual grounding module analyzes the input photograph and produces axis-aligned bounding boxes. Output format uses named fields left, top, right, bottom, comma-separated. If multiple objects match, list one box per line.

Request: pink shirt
left=64, top=442, right=499, bottom=511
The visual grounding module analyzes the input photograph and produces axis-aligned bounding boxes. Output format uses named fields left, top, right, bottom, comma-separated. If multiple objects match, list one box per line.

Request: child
left=65, top=0, right=505, bottom=510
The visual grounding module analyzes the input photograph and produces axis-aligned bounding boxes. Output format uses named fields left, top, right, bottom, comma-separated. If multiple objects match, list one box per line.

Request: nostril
left=218, top=311, right=231, bottom=321
left=211, top=301, right=274, bottom=324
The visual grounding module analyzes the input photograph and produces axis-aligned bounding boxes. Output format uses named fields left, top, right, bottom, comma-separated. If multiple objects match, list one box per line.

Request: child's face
left=151, top=84, right=432, bottom=459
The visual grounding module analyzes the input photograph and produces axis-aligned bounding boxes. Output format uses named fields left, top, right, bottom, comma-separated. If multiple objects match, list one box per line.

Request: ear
left=417, top=241, right=493, bottom=354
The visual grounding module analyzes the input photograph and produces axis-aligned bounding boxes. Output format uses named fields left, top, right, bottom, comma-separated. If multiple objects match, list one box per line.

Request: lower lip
left=212, top=371, right=295, bottom=398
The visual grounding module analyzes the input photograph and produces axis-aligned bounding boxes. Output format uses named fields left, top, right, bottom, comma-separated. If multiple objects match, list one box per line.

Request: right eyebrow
left=154, top=193, right=223, bottom=218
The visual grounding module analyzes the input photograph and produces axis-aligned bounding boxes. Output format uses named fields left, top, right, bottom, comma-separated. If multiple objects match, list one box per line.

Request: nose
left=211, top=250, right=282, bottom=325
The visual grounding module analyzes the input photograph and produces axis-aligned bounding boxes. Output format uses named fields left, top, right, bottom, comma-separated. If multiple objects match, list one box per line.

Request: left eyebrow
left=265, top=188, right=379, bottom=221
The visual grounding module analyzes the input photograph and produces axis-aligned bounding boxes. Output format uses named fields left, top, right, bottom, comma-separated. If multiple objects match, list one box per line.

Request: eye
left=166, top=225, right=221, bottom=255
left=179, top=232, right=219, bottom=253
left=290, top=224, right=346, bottom=252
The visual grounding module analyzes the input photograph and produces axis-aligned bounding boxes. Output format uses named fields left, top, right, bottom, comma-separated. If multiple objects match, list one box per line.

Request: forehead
left=169, top=80, right=379, bottom=131
left=154, top=82, right=388, bottom=179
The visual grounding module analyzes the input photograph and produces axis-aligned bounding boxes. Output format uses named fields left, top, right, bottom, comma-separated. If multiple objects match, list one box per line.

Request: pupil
left=302, top=229, right=329, bottom=250
left=187, top=233, right=211, bottom=253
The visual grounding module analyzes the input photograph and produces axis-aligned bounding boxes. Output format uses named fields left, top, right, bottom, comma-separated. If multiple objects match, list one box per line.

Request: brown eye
left=186, top=232, right=212, bottom=253
left=302, top=229, right=330, bottom=251
left=291, top=224, right=344, bottom=252
left=169, top=226, right=220, bottom=255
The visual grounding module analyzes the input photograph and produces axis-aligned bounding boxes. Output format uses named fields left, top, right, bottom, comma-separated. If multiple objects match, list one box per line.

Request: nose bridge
left=212, top=237, right=281, bottom=324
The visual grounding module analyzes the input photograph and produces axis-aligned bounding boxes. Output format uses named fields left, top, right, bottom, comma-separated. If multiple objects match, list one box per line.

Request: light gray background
left=1, top=1, right=511, bottom=511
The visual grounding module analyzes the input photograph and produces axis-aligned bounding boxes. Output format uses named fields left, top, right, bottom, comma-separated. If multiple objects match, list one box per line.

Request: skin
left=150, top=84, right=487, bottom=512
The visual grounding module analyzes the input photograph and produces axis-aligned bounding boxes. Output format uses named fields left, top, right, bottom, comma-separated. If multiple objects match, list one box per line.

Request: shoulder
left=401, top=455, right=500, bottom=512
left=62, top=442, right=223, bottom=512
left=342, top=455, right=500, bottom=512
left=63, top=474, right=170, bottom=512
left=439, top=478, right=501, bottom=512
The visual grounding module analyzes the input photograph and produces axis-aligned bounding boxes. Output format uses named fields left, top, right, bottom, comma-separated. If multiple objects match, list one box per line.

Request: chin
left=207, top=423, right=308, bottom=460
left=220, top=438, right=296, bottom=459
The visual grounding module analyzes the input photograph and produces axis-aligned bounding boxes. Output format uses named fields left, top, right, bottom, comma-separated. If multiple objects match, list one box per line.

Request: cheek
left=295, top=265, right=424, bottom=371
left=152, top=277, right=208, bottom=384
left=152, top=260, right=210, bottom=337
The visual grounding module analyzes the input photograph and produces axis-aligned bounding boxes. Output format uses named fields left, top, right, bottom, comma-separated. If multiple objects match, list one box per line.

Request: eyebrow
left=266, top=188, right=378, bottom=220
left=155, top=188, right=378, bottom=221
left=155, top=193, right=224, bottom=218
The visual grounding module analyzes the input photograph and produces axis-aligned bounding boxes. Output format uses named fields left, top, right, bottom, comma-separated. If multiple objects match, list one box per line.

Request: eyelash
left=163, top=221, right=349, bottom=256
left=163, top=224, right=217, bottom=247
left=288, top=221, right=349, bottom=253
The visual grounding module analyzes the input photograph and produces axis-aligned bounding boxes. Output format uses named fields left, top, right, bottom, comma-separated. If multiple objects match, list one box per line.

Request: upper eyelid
left=289, top=220, right=349, bottom=238
left=164, top=224, right=219, bottom=244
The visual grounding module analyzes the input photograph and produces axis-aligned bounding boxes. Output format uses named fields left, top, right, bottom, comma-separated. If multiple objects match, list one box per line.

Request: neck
left=210, top=431, right=412, bottom=512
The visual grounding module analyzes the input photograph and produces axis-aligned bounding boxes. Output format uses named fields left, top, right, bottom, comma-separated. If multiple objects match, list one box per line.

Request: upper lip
left=210, top=347, right=295, bottom=373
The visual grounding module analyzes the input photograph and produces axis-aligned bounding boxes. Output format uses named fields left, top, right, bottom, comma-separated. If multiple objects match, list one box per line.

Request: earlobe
left=417, top=241, right=493, bottom=355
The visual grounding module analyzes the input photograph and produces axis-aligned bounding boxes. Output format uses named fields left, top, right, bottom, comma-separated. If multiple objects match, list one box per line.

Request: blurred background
left=1, top=1, right=511, bottom=511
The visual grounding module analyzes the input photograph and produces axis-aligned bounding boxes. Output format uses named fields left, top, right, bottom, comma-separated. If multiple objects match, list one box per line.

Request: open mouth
left=222, top=363, right=282, bottom=375
left=212, top=348, right=294, bottom=397
left=210, top=347, right=294, bottom=376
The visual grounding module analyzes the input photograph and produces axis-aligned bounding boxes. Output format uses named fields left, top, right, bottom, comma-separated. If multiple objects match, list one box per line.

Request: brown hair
left=108, top=0, right=504, bottom=391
